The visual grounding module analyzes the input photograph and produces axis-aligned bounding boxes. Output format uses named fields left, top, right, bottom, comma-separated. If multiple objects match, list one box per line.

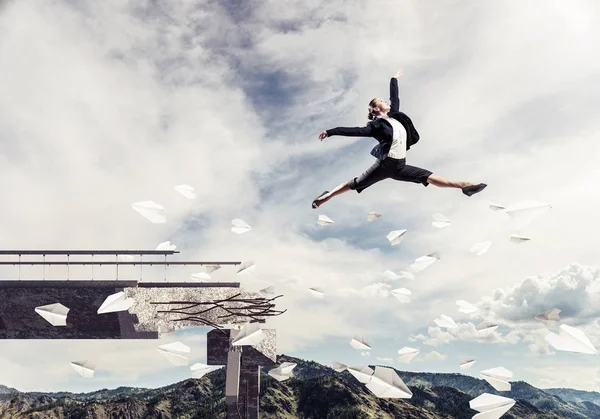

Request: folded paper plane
left=97, top=292, right=135, bottom=314
left=157, top=341, right=191, bottom=366
left=386, top=229, right=407, bottom=246
left=268, top=362, right=297, bottom=381
left=470, top=393, right=516, bottom=419
left=191, top=264, right=221, bottom=281
left=367, top=211, right=382, bottom=222
left=232, top=323, right=265, bottom=347
left=332, top=361, right=348, bottom=372
left=308, top=288, right=324, bottom=298
left=409, top=252, right=440, bottom=273
left=391, top=288, right=411, bottom=303
left=131, top=201, right=166, bottom=224
left=460, top=359, right=476, bottom=370
left=237, top=260, right=255, bottom=275
left=397, top=347, right=419, bottom=363
left=70, top=361, right=95, bottom=378
left=456, top=300, right=479, bottom=315
left=258, top=286, right=275, bottom=299
left=480, top=367, right=513, bottom=392
left=317, top=214, right=334, bottom=226
left=536, top=308, right=561, bottom=325
left=35, top=303, right=70, bottom=326
left=174, top=184, right=196, bottom=199
left=510, top=234, right=531, bottom=244
left=432, top=213, right=452, bottom=229
left=476, top=322, right=498, bottom=334
left=350, top=335, right=371, bottom=350
left=347, top=366, right=374, bottom=384
left=488, top=203, right=506, bottom=211
left=470, top=240, right=492, bottom=256
left=545, top=324, right=598, bottom=354
left=365, top=366, right=413, bottom=399
left=434, top=315, right=458, bottom=329
left=231, top=219, right=252, bottom=234
left=190, top=363, right=222, bottom=379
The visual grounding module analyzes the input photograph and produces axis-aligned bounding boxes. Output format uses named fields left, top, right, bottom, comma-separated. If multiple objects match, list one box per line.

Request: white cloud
left=422, top=351, right=447, bottom=361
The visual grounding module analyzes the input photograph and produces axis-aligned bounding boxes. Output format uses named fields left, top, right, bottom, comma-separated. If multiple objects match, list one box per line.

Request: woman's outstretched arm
left=319, top=125, right=374, bottom=140
left=390, top=69, right=403, bottom=112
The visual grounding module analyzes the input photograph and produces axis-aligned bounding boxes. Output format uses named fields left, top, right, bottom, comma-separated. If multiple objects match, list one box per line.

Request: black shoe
left=462, top=183, right=487, bottom=197
left=312, top=191, right=329, bottom=209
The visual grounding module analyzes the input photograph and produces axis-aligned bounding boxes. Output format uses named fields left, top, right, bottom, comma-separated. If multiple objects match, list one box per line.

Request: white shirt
left=378, top=115, right=407, bottom=160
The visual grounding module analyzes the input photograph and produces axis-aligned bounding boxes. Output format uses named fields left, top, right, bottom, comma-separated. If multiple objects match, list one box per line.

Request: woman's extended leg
left=312, top=182, right=352, bottom=208
left=426, top=174, right=487, bottom=196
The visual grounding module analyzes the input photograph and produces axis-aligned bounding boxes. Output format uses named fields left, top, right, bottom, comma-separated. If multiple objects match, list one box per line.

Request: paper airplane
left=332, top=361, right=348, bottom=372
left=367, top=211, right=382, bottom=222
left=308, top=288, right=324, bottom=298
left=258, top=286, right=275, bottom=299
left=231, top=218, right=252, bottom=234
left=510, top=234, right=531, bottom=244
left=470, top=393, right=516, bottom=419
left=364, top=366, right=413, bottom=399
left=97, top=292, right=135, bottom=314
left=476, top=322, right=499, bottom=334
left=470, top=240, right=492, bottom=256
left=70, top=361, right=95, bottom=378
left=156, top=240, right=177, bottom=251
left=386, top=229, right=407, bottom=246
left=347, top=366, right=374, bottom=384
left=397, top=347, right=419, bottom=363
left=409, top=252, right=440, bottom=273
left=317, top=214, right=334, bottom=226
left=237, top=260, right=255, bottom=275
left=545, top=324, right=598, bottom=354
left=190, top=363, right=222, bottom=378
left=131, top=201, right=166, bottom=224
left=268, top=362, right=297, bottom=382
left=174, top=184, right=196, bottom=199
left=434, top=315, right=458, bottom=329
left=505, top=200, right=551, bottom=218
left=350, top=336, right=371, bottom=350
left=456, top=300, right=479, bottom=314
left=190, top=264, right=221, bottom=281
left=432, top=213, right=452, bottom=229
left=157, top=342, right=191, bottom=366
left=232, top=323, right=265, bottom=346
left=460, top=359, right=476, bottom=370
left=391, top=288, right=411, bottom=303
left=480, top=367, right=513, bottom=392
left=382, top=270, right=415, bottom=281
left=35, top=303, right=70, bottom=326
left=488, top=203, right=506, bottom=211
left=536, top=308, right=561, bottom=325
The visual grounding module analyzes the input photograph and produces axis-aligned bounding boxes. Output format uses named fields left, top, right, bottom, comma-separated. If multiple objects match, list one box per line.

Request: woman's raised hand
left=393, top=69, right=404, bottom=78
left=318, top=131, right=328, bottom=141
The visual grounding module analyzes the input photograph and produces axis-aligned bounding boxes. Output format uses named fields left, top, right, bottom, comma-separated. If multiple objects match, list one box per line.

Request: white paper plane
left=231, top=218, right=252, bottom=234
left=131, top=201, right=166, bottom=224
left=456, top=300, right=479, bottom=315
left=174, top=184, right=196, bottom=199
left=308, top=288, right=324, bottom=299
left=268, top=362, right=297, bottom=382
left=505, top=200, right=551, bottom=218
left=97, top=292, right=135, bottom=314
left=367, top=211, right=382, bottom=222
left=317, top=214, right=334, bottom=226
left=480, top=367, right=513, bottom=392
left=70, top=361, right=95, bottom=378
left=157, top=341, right=191, bottom=366
left=382, top=270, right=415, bottom=281
left=488, top=203, right=506, bottom=211
left=365, top=366, right=413, bottom=399
left=332, top=361, right=348, bottom=372
left=434, top=315, right=458, bottom=329
left=545, top=324, right=598, bottom=355
left=350, top=335, right=371, bottom=350
left=190, top=363, right=222, bottom=378
left=476, top=322, right=499, bottom=334
left=156, top=240, right=177, bottom=251
left=35, top=303, right=70, bottom=326
left=460, top=359, right=476, bottom=370
left=190, top=264, right=221, bottom=281
left=237, top=260, right=255, bottom=275
left=510, top=234, right=531, bottom=244
left=397, top=347, right=419, bottom=363
left=258, top=286, right=275, bottom=299
left=347, top=366, right=375, bottom=384
left=470, top=240, right=492, bottom=256
left=409, top=252, right=440, bottom=273
left=232, top=323, right=265, bottom=346
left=470, top=393, right=516, bottom=419
left=391, top=288, right=411, bottom=303
left=432, top=213, right=452, bottom=229
left=536, top=308, right=561, bottom=325
left=386, top=229, right=407, bottom=246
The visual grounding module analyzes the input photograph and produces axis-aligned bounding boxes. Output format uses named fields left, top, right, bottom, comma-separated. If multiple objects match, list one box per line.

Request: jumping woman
left=312, top=69, right=487, bottom=209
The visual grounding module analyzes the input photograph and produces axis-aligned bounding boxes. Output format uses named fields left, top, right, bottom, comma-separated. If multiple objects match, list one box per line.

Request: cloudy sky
left=1, top=0, right=600, bottom=394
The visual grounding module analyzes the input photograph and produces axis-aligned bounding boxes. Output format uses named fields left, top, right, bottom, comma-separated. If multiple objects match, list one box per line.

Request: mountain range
left=1, top=354, right=599, bottom=418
